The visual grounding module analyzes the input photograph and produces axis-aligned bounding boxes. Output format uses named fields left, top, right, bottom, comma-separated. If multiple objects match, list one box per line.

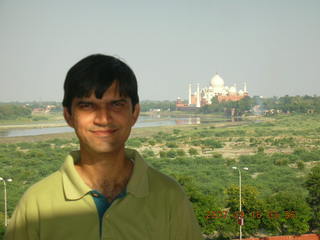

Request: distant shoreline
left=0, top=122, right=67, bottom=130
left=0, top=119, right=250, bottom=144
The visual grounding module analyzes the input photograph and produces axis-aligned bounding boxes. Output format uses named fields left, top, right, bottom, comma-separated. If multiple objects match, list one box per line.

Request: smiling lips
left=91, top=129, right=117, bottom=136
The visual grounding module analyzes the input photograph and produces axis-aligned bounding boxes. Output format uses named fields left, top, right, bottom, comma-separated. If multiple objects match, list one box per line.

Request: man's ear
left=63, top=107, right=74, bottom=128
left=131, top=103, right=140, bottom=126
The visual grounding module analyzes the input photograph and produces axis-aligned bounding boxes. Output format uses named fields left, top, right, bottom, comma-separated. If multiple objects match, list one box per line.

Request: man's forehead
left=73, top=93, right=129, bottom=102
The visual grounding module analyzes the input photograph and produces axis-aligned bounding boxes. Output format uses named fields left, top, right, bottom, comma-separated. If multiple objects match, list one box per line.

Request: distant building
left=176, top=73, right=249, bottom=109
left=149, top=108, right=161, bottom=112
left=32, top=105, right=56, bottom=114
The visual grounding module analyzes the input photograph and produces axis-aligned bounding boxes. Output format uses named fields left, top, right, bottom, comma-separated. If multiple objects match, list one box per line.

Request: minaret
left=244, top=82, right=247, bottom=93
left=196, top=83, right=200, bottom=107
left=188, top=83, right=192, bottom=105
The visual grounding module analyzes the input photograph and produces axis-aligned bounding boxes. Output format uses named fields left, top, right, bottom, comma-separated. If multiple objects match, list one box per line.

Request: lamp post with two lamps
left=232, top=167, right=248, bottom=240
left=0, top=177, right=12, bottom=227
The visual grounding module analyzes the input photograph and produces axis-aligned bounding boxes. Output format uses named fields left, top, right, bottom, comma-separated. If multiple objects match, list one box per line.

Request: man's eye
left=114, top=102, right=125, bottom=107
left=111, top=102, right=126, bottom=110
left=79, top=103, right=93, bottom=109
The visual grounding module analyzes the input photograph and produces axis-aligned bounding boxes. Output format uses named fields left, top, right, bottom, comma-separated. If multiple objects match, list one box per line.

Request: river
left=0, top=115, right=231, bottom=138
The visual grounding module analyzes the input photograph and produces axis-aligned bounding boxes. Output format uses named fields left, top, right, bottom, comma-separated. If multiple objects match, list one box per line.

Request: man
left=5, top=54, right=203, bottom=240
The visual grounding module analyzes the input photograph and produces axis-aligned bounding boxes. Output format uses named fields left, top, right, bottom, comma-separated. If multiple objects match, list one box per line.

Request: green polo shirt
left=5, top=149, right=203, bottom=240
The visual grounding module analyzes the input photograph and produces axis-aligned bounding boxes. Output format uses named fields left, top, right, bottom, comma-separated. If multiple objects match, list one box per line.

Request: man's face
left=63, top=82, right=140, bottom=155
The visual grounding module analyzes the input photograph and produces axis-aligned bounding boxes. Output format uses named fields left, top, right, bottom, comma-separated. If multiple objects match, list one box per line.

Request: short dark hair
left=62, top=54, right=139, bottom=114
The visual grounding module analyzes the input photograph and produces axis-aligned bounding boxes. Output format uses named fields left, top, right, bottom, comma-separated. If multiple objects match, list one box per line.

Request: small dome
left=239, top=90, right=244, bottom=96
left=229, top=86, right=237, bottom=93
left=210, top=74, right=224, bottom=88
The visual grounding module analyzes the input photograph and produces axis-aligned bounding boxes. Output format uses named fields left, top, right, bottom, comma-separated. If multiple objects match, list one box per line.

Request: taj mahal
left=176, top=73, right=249, bottom=109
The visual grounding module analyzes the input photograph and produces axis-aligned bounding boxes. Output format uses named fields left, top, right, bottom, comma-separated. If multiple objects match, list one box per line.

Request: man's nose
left=94, top=107, right=112, bottom=126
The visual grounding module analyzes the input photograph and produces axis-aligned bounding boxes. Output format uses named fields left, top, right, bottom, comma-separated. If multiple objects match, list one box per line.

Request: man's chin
left=89, top=146, right=123, bottom=155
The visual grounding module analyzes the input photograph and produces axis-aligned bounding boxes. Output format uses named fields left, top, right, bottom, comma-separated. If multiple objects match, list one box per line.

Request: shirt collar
left=60, top=149, right=149, bottom=201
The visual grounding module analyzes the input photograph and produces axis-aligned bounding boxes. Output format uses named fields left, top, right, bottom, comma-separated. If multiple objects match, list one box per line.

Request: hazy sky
left=0, top=0, right=319, bottom=102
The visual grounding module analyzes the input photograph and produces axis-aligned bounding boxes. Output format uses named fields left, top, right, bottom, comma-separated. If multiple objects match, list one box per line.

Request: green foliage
left=225, top=158, right=236, bottom=166
left=294, top=149, right=320, bottom=162
left=225, top=185, right=265, bottom=236
left=270, top=137, right=296, bottom=147
left=140, top=100, right=176, bottom=112
left=148, top=140, right=156, bottom=146
left=199, top=96, right=255, bottom=116
left=0, top=104, right=32, bottom=120
left=126, top=138, right=143, bottom=148
left=263, top=192, right=312, bottom=235
left=176, top=149, right=186, bottom=156
left=173, top=129, right=182, bottom=135
left=201, top=139, right=224, bottom=148
left=166, top=142, right=178, bottom=148
left=31, top=116, right=49, bottom=121
left=0, top=212, right=4, bottom=239
left=188, top=148, right=198, bottom=155
left=257, top=146, right=264, bottom=153
left=153, top=131, right=179, bottom=142
left=304, top=164, right=320, bottom=229
left=297, top=161, right=305, bottom=170
left=166, top=150, right=177, bottom=158
left=141, top=149, right=155, bottom=158
left=273, top=158, right=289, bottom=166
left=159, top=151, right=167, bottom=158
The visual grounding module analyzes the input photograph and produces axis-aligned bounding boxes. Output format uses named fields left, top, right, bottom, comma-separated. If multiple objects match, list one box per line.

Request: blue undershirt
left=90, top=190, right=127, bottom=236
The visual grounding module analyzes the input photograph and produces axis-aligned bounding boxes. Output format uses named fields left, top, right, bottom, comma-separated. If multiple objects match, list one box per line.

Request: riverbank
left=0, top=119, right=251, bottom=144
left=0, top=122, right=67, bottom=130
left=0, top=111, right=229, bottom=130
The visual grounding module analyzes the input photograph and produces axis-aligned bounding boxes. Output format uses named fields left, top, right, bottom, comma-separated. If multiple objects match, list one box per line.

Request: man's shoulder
left=21, top=170, right=62, bottom=202
left=146, top=165, right=186, bottom=198
left=127, top=148, right=186, bottom=198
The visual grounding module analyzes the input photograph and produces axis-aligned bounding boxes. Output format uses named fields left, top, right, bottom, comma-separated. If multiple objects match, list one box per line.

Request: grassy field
left=0, top=113, right=319, bottom=239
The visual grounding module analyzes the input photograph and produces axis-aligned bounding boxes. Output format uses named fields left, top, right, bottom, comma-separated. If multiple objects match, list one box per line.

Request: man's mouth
left=91, top=129, right=117, bottom=136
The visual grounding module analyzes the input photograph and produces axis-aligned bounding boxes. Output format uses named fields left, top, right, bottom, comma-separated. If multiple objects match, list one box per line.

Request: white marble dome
left=210, top=74, right=224, bottom=88
left=229, top=86, right=237, bottom=94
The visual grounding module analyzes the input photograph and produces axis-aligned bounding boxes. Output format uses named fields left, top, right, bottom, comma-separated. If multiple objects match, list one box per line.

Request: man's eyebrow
left=111, top=99, right=128, bottom=103
left=77, top=100, right=93, bottom=104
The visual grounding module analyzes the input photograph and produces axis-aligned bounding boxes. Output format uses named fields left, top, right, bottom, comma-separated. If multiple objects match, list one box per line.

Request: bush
left=257, top=146, right=264, bottom=153
left=166, top=142, right=178, bottom=148
left=202, top=139, right=224, bottom=148
left=32, top=116, right=49, bottom=121
left=226, top=158, right=236, bottom=166
left=142, top=149, right=155, bottom=158
left=126, top=138, right=142, bottom=148
left=159, top=151, right=167, bottom=158
left=212, top=152, right=222, bottom=158
left=188, top=148, right=198, bottom=155
left=167, top=150, right=177, bottom=158
left=173, top=129, right=182, bottom=135
left=297, top=160, right=305, bottom=170
left=273, top=158, right=288, bottom=166
left=176, top=149, right=186, bottom=156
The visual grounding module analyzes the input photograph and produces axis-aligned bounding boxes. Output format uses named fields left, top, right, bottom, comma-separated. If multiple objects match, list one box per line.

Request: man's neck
left=74, top=148, right=133, bottom=201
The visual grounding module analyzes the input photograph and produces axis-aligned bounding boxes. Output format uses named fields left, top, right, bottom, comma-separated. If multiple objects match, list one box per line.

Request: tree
left=225, top=185, right=265, bottom=237
left=0, top=211, right=5, bottom=238
left=237, top=96, right=254, bottom=114
left=304, top=164, right=320, bottom=230
left=262, top=191, right=312, bottom=235
left=0, top=104, right=32, bottom=120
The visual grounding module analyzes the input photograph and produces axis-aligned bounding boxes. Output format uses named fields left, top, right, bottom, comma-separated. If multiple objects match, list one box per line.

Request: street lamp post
left=232, top=167, right=248, bottom=240
left=0, top=177, right=12, bottom=227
